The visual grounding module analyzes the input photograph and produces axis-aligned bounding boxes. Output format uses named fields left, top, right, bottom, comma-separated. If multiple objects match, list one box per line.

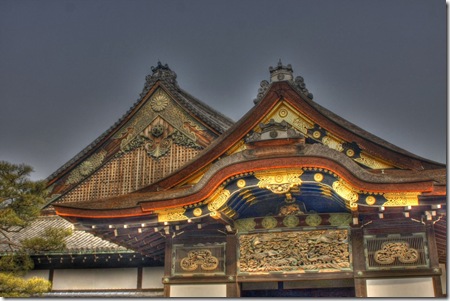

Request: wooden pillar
left=426, top=221, right=443, bottom=297
left=226, top=233, right=240, bottom=297
left=351, top=227, right=367, bottom=297
left=137, top=267, right=143, bottom=290
left=163, top=234, right=172, bottom=297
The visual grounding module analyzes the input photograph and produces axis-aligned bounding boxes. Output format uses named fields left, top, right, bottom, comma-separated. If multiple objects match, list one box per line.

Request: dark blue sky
left=0, top=0, right=446, bottom=180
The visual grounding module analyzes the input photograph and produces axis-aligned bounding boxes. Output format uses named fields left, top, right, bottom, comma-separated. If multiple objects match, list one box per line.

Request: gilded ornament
left=156, top=207, right=187, bottom=222
left=365, top=196, right=376, bottom=206
left=237, top=179, right=246, bottom=188
left=278, top=108, right=288, bottom=118
left=305, top=214, right=322, bottom=226
left=193, top=208, right=202, bottom=217
left=207, top=189, right=231, bottom=211
left=346, top=149, right=355, bottom=157
left=255, top=169, right=303, bottom=195
left=314, top=173, right=323, bottom=182
left=279, top=203, right=303, bottom=216
left=238, top=230, right=350, bottom=273
left=180, top=249, right=219, bottom=271
left=261, top=216, right=278, bottom=229
left=235, top=218, right=256, bottom=232
left=150, top=90, right=170, bottom=112
left=283, top=215, right=300, bottom=227
left=292, top=117, right=313, bottom=135
left=374, top=241, right=419, bottom=265
left=328, top=213, right=352, bottom=226
left=66, top=150, right=107, bottom=184
left=321, top=136, right=344, bottom=152
left=313, top=131, right=321, bottom=139
left=332, top=179, right=359, bottom=205
left=383, top=192, right=419, bottom=206
left=354, top=153, right=393, bottom=170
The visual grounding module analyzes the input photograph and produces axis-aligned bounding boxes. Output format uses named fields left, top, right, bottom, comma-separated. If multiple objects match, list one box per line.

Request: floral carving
left=255, top=169, right=303, bottom=194
left=374, top=241, right=419, bottom=265
left=180, top=249, right=219, bottom=271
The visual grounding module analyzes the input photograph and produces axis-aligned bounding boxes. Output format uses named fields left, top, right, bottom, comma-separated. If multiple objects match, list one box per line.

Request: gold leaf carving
left=354, top=153, right=393, bottom=169
left=156, top=207, right=187, bottom=222
left=292, top=117, right=313, bottom=135
left=305, top=214, right=322, bottom=226
left=255, top=169, right=303, bottom=194
left=180, top=249, right=219, bottom=271
left=239, top=230, right=350, bottom=273
left=207, top=189, right=231, bottom=212
left=332, top=179, right=359, bottom=205
left=374, top=241, right=419, bottom=265
left=383, top=192, right=419, bottom=206
left=321, top=136, right=344, bottom=152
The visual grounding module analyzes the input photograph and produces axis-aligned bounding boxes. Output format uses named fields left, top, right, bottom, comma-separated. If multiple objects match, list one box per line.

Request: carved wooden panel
left=238, top=230, right=351, bottom=274
left=364, top=233, right=429, bottom=270
left=172, top=243, right=226, bottom=275
left=56, top=143, right=199, bottom=204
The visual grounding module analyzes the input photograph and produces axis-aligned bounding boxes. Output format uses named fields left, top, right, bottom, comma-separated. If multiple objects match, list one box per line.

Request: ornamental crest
left=255, top=169, right=303, bottom=194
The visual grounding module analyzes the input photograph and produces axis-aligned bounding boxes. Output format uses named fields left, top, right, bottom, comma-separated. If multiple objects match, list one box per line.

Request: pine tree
left=0, top=161, right=70, bottom=297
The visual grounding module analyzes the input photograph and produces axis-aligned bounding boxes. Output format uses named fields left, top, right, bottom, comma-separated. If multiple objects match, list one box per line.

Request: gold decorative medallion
left=235, top=218, right=256, bottom=232
left=237, top=179, right=246, bottom=188
left=365, top=196, right=376, bottom=205
left=255, top=169, right=303, bottom=194
left=278, top=108, right=288, bottom=117
left=283, top=215, right=300, bottom=227
left=180, top=249, right=219, bottom=271
left=193, top=207, right=202, bottom=217
left=314, top=173, right=324, bottom=182
left=305, top=214, right=322, bottom=226
left=346, top=149, right=355, bottom=157
left=150, top=90, right=170, bottom=112
left=328, top=213, right=352, bottom=226
left=313, top=131, right=321, bottom=139
left=261, top=216, right=278, bottom=229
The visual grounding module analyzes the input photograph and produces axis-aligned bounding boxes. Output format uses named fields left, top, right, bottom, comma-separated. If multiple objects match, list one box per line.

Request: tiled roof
left=0, top=215, right=130, bottom=254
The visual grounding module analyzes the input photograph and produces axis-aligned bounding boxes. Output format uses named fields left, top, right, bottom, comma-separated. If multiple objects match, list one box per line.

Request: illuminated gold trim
left=156, top=207, right=187, bottom=222
left=383, top=192, right=420, bottom=206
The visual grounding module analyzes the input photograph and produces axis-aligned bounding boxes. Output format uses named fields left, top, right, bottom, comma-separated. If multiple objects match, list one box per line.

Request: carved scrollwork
left=374, top=241, right=419, bottom=265
left=180, top=249, right=219, bottom=271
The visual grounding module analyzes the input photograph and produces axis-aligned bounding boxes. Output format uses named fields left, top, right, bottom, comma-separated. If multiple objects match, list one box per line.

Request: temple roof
left=46, top=62, right=234, bottom=184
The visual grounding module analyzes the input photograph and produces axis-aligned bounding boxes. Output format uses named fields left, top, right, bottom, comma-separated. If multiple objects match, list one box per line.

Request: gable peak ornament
left=254, top=60, right=313, bottom=104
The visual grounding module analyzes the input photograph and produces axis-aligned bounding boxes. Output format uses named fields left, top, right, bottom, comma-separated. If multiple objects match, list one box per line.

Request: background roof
left=0, top=0, right=446, bottom=181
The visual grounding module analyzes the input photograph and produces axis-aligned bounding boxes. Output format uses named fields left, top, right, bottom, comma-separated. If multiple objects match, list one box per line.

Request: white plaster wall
left=366, top=277, right=434, bottom=297
left=52, top=268, right=137, bottom=290
left=142, top=266, right=164, bottom=289
left=170, top=284, right=227, bottom=297
left=23, top=269, right=49, bottom=280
